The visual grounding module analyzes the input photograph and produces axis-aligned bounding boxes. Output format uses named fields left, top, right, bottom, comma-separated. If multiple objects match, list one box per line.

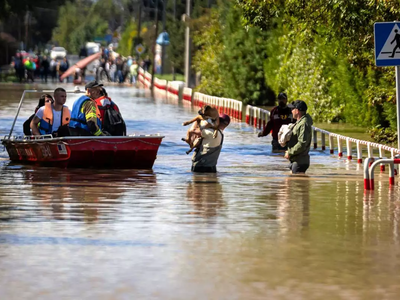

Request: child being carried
left=182, top=105, right=220, bottom=154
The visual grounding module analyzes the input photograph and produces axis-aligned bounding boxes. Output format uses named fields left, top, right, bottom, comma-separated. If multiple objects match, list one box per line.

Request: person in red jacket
left=258, top=92, right=295, bottom=153
left=85, top=81, right=126, bottom=136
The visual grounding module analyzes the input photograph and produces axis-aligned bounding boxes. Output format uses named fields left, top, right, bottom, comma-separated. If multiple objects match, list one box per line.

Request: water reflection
left=278, top=177, right=310, bottom=236
left=0, top=167, right=157, bottom=223
left=186, top=174, right=224, bottom=218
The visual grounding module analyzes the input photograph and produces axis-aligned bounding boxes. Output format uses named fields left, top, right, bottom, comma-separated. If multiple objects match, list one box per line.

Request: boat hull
left=1, top=135, right=164, bottom=169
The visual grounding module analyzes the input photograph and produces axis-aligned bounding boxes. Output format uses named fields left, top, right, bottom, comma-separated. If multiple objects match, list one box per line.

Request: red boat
left=2, top=135, right=163, bottom=168
left=1, top=89, right=164, bottom=169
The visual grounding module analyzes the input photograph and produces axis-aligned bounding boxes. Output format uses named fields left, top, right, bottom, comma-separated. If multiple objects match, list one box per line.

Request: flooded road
left=0, top=83, right=400, bottom=299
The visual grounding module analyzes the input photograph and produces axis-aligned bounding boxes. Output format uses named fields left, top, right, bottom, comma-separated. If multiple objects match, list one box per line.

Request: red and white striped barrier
left=166, top=81, right=185, bottom=100
left=189, top=94, right=243, bottom=121
left=153, top=77, right=167, bottom=91
left=138, top=68, right=145, bottom=86
left=183, top=87, right=192, bottom=102
left=364, top=158, right=399, bottom=190
left=245, top=105, right=269, bottom=128
left=144, top=72, right=152, bottom=89
left=229, top=99, right=243, bottom=121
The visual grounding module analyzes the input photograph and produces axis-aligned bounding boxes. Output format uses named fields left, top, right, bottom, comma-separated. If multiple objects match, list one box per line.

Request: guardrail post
left=249, top=107, right=253, bottom=126
left=367, top=143, right=373, bottom=159
left=321, top=132, right=326, bottom=150
left=260, top=110, right=265, bottom=129
left=337, top=136, right=343, bottom=157
left=313, top=129, right=317, bottom=149
left=379, top=146, right=385, bottom=172
left=245, top=105, right=250, bottom=124
left=391, top=150, right=398, bottom=175
left=356, top=140, right=362, bottom=163
left=239, top=102, right=243, bottom=122
left=364, top=157, right=374, bottom=190
left=389, top=162, right=395, bottom=185
left=369, top=160, right=377, bottom=190
left=346, top=138, right=352, bottom=160
left=368, top=159, right=397, bottom=190
left=329, top=134, right=334, bottom=154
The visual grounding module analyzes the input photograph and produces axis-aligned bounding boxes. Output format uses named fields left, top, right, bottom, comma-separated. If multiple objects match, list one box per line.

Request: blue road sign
left=375, top=22, right=400, bottom=67
left=156, top=32, right=170, bottom=46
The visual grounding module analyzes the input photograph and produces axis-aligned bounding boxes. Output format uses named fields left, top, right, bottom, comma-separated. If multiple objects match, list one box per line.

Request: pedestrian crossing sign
left=374, top=22, right=400, bottom=66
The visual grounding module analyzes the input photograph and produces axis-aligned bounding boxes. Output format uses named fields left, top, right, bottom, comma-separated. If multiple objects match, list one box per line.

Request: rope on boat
left=58, top=138, right=161, bottom=147
left=4, top=138, right=161, bottom=147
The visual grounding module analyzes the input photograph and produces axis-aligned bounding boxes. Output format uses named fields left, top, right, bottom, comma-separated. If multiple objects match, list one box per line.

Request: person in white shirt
left=191, top=114, right=230, bottom=173
left=30, top=88, right=71, bottom=136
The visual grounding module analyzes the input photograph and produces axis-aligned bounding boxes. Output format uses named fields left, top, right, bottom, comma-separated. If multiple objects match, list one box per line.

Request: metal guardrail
left=364, top=158, right=400, bottom=190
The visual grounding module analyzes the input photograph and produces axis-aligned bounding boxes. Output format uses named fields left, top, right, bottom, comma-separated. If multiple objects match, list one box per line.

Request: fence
left=364, top=158, right=400, bottom=190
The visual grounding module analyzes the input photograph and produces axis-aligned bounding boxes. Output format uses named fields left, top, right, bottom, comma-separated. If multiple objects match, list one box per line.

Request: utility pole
left=136, top=0, right=142, bottom=50
left=151, top=0, right=159, bottom=96
left=172, top=0, right=176, bottom=80
left=24, top=11, right=30, bottom=51
left=184, top=0, right=191, bottom=87
left=161, top=0, right=167, bottom=75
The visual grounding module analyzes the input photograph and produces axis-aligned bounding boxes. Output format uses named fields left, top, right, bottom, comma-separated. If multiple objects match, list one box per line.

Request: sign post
left=374, top=22, right=400, bottom=149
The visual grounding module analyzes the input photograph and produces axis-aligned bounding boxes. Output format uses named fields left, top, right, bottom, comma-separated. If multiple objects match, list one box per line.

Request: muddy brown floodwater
left=0, top=83, right=399, bottom=300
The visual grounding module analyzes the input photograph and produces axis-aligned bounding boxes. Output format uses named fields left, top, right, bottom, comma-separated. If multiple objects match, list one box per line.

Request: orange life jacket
left=39, top=103, right=71, bottom=134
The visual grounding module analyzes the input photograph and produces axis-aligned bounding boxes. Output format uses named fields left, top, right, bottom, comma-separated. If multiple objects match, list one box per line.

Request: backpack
left=60, top=61, right=68, bottom=72
left=278, top=123, right=296, bottom=147
left=103, top=104, right=126, bottom=136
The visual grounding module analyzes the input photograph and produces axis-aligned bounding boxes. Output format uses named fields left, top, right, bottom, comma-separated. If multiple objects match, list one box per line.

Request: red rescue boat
left=1, top=89, right=164, bottom=169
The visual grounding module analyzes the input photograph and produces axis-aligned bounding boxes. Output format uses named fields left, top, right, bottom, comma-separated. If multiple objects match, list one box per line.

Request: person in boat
left=191, top=113, right=231, bottom=173
left=30, top=88, right=71, bottom=137
left=68, top=81, right=106, bottom=136
left=23, top=94, right=54, bottom=136
left=92, top=87, right=126, bottom=136
left=257, top=92, right=295, bottom=153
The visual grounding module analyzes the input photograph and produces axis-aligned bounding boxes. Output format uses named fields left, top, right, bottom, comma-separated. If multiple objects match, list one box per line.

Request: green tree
left=118, top=19, right=137, bottom=56
left=236, top=0, right=400, bottom=139
left=166, top=14, right=185, bottom=74
left=192, top=1, right=273, bottom=105
left=192, top=9, right=224, bottom=96
left=52, top=1, right=86, bottom=51
left=52, top=0, right=117, bottom=53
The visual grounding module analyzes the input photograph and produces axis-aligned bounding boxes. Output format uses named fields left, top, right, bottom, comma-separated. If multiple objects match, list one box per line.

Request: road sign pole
left=396, top=66, right=400, bottom=149
left=375, top=22, right=400, bottom=149
left=151, top=0, right=159, bottom=97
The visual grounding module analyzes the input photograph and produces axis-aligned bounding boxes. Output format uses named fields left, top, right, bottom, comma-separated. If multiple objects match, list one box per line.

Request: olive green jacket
left=287, top=113, right=313, bottom=164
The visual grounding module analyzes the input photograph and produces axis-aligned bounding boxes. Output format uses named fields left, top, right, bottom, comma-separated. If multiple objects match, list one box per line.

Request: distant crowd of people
left=94, top=45, right=151, bottom=85
left=11, top=51, right=71, bottom=83
left=9, top=44, right=153, bottom=85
